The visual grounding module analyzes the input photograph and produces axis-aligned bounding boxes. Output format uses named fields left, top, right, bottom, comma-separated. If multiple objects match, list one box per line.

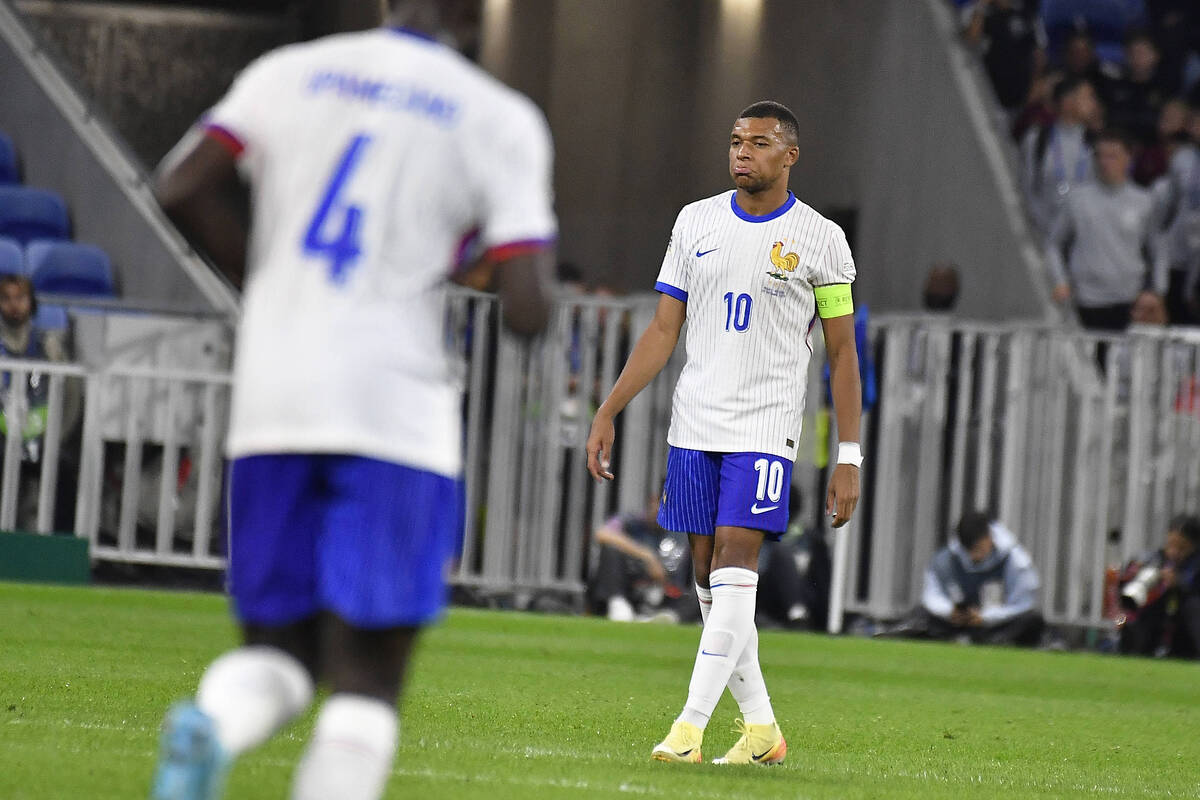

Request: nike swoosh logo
left=695, top=248, right=719, bottom=258
left=752, top=747, right=774, bottom=761
left=700, top=650, right=727, bottom=657
left=750, top=504, right=779, bottom=514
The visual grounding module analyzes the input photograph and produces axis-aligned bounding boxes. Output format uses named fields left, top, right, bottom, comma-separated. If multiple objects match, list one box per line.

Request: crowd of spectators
left=958, top=0, right=1200, bottom=328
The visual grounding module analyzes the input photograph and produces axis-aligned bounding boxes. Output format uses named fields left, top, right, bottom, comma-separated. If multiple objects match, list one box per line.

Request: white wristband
left=837, top=442, right=863, bottom=469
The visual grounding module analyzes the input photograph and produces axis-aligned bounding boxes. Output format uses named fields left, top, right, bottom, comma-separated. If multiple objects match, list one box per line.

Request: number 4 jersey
left=200, top=27, right=557, bottom=477
left=654, top=191, right=855, bottom=460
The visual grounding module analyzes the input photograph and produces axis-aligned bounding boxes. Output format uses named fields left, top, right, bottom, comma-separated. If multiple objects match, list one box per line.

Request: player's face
left=728, top=118, right=798, bottom=194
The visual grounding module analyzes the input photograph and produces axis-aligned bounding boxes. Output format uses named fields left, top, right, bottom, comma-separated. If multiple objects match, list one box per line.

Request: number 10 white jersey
left=201, top=28, right=556, bottom=477
left=655, top=190, right=855, bottom=460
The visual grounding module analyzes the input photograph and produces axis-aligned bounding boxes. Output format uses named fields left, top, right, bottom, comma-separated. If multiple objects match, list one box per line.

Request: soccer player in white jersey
left=147, top=2, right=556, bottom=798
left=587, top=100, right=862, bottom=765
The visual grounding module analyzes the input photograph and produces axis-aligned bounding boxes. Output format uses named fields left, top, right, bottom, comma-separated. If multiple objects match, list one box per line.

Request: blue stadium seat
left=26, top=240, right=115, bottom=297
left=0, top=132, right=17, bottom=184
left=0, top=236, right=22, bottom=275
left=0, top=187, right=69, bottom=244
left=1042, top=0, right=1145, bottom=63
left=33, top=303, right=68, bottom=331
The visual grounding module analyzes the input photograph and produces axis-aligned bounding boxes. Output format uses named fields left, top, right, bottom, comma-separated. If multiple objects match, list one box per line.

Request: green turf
left=1, top=582, right=1198, bottom=799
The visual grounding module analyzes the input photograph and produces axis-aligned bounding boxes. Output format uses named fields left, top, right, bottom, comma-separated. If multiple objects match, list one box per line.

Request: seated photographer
left=586, top=493, right=695, bottom=623
left=1117, top=514, right=1200, bottom=659
left=878, top=511, right=1044, bottom=646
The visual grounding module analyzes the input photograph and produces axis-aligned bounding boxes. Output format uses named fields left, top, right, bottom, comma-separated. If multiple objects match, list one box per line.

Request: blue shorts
left=656, top=447, right=793, bottom=539
left=227, top=454, right=462, bottom=629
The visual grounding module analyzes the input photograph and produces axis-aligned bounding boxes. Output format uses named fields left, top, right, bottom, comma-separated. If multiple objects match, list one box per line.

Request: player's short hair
left=1094, top=127, right=1133, bottom=152
left=1168, top=513, right=1200, bottom=544
left=737, top=101, right=799, bottom=145
left=955, top=511, right=992, bottom=550
left=1052, top=75, right=1091, bottom=104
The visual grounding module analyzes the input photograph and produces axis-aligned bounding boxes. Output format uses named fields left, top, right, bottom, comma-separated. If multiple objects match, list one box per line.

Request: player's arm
left=586, top=294, right=686, bottom=481
left=818, top=289, right=861, bottom=529
left=490, top=245, right=556, bottom=338
left=154, top=129, right=249, bottom=288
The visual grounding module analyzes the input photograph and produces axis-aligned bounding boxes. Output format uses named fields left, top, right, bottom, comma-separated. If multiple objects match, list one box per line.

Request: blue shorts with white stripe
left=656, top=446, right=791, bottom=538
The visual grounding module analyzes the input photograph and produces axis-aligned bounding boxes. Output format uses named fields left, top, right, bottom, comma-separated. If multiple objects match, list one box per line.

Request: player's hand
left=1052, top=283, right=1071, bottom=304
left=586, top=411, right=616, bottom=481
left=966, top=607, right=984, bottom=627
left=826, top=463, right=859, bottom=528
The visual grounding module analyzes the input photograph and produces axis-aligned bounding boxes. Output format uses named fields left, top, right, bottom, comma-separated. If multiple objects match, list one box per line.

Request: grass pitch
left=1, top=582, right=1198, bottom=799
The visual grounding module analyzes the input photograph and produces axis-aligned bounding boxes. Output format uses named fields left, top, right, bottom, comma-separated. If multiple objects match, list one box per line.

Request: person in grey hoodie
left=878, top=511, right=1044, bottom=646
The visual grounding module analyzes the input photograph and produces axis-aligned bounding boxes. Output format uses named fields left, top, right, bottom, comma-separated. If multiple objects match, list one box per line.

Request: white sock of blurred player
left=291, top=694, right=397, bottom=800
left=195, top=646, right=314, bottom=755
left=695, top=581, right=775, bottom=726
left=679, top=567, right=764, bottom=728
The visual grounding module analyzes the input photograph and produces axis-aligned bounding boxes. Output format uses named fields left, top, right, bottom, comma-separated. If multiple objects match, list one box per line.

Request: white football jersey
left=203, top=28, right=556, bottom=476
left=655, top=190, right=855, bottom=459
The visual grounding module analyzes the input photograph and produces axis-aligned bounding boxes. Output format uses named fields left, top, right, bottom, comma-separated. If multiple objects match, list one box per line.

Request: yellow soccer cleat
left=650, top=720, right=703, bottom=763
left=712, top=719, right=787, bottom=765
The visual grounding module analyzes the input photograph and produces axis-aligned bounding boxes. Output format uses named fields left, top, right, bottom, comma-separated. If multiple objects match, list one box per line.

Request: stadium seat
left=0, top=187, right=69, bottom=244
left=26, top=240, right=115, bottom=297
left=0, top=236, right=22, bottom=275
left=1042, top=0, right=1145, bottom=63
left=33, top=303, right=69, bottom=331
left=0, top=132, right=17, bottom=184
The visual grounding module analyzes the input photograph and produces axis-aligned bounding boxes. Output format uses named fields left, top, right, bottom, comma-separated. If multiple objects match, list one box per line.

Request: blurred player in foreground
left=586, top=101, right=862, bottom=765
left=149, top=1, right=556, bottom=798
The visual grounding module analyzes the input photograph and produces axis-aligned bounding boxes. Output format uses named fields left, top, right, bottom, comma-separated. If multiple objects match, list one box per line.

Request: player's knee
left=323, top=620, right=418, bottom=705
left=711, top=545, right=759, bottom=572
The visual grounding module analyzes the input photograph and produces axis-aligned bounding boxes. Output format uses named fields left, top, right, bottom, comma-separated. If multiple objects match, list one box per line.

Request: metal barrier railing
left=852, top=318, right=1200, bottom=627
left=11, top=303, right=1196, bottom=629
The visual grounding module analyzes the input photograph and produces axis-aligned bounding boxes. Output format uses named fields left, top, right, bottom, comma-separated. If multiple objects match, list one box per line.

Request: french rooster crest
left=766, top=241, right=799, bottom=281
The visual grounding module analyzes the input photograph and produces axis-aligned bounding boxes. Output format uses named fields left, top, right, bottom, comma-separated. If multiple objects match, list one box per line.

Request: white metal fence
left=853, top=317, right=1200, bottom=627
left=7, top=302, right=1200, bottom=629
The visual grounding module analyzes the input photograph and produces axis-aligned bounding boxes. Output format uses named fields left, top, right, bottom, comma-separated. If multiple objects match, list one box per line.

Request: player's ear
left=785, top=145, right=799, bottom=167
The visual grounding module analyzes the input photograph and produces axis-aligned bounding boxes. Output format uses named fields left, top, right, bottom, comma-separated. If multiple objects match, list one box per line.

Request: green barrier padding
left=0, top=530, right=90, bottom=584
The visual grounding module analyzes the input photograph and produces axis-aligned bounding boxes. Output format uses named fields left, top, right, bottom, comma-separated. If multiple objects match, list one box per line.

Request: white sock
left=196, top=646, right=314, bottom=755
left=696, top=584, right=713, bottom=624
left=291, top=694, right=398, bottom=800
left=678, top=568, right=759, bottom=729
left=694, top=581, right=775, bottom=726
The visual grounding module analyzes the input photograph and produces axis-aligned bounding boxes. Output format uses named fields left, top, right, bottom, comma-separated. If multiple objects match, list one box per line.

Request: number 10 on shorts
left=754, top=458, right=784, bottom=503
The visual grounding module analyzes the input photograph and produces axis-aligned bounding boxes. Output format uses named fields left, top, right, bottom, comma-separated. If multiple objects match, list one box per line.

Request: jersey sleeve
left=202, top=53, right=280, bottom=159
left=474, top=97, right=557, bottom=259
left=654, top=210, right=690, bottom=302
left=810, top=223, right=856, bottom=286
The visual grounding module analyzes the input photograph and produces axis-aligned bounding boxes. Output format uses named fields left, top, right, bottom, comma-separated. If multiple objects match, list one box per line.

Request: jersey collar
left=730, top=190, right=796, bottom=223
left=387, top=26, right=438, bottom=44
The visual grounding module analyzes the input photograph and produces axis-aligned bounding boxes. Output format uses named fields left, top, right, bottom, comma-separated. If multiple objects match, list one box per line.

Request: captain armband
left=813, top=283, right=853, bottom=319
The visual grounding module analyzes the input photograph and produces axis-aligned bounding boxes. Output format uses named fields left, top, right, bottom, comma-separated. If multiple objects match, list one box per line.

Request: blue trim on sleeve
left=730, top=190, right=796, bottom=223
left=655, top=281, right=688, bottom=303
